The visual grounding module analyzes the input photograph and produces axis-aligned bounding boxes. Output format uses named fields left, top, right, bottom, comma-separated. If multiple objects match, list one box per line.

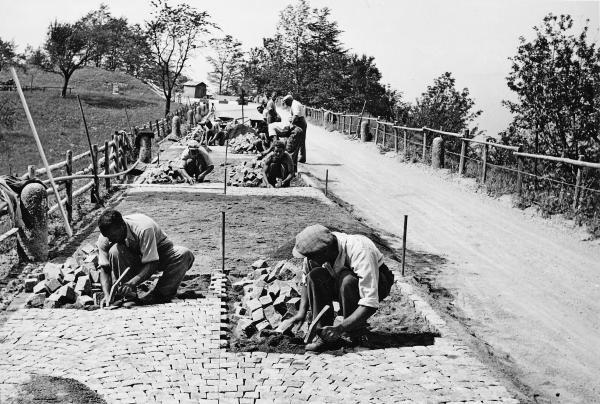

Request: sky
left=1, top=0, right=598, bottom=135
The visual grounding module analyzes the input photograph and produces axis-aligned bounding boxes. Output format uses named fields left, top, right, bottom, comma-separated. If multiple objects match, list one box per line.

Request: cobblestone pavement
left=0, top=269, right=518, bottom=403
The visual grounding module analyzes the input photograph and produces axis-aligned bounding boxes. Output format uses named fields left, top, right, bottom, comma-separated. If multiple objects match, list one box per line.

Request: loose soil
left=228, top=281, right=439, bottom=354
left=7, top=374, right=106, bottom=404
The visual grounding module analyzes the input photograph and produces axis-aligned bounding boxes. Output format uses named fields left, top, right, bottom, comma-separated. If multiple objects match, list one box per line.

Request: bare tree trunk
left=61, top=71, right=72, bottom=98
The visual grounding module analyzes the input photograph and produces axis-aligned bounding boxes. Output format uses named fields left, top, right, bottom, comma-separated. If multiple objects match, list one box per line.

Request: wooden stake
left=10, top=67, right=72, bottom=237
left=402, top=215, right=408, bottom=277
left=224, top=167, right=227, bottom=195
left=325, top=169, right=329, bottom=196
left=221, top=211, right=225, bottom=272
left=76, top=95, right=102, bottom=203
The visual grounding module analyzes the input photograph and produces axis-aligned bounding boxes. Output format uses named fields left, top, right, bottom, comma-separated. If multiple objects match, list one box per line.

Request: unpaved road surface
left=294, top=115, right=600, bottom=403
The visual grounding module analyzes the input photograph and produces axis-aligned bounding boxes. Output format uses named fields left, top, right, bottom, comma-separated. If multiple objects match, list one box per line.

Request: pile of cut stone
left=227, top=159, right=265, bottom=187
left=24, top=244, right=104, bottom=309
left=228, top=133, right=261, bottom=154
left=232, top=259, right=308, bottom=339
left=145, top=162, right=184, bottom=184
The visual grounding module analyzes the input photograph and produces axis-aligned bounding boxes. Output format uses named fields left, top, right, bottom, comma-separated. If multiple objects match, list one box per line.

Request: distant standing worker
left=283, top=94, right=307, bottom=163
left=265, top=92, right=281, bottom=124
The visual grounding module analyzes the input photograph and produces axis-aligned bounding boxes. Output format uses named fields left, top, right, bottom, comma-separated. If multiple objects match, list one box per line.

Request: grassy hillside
left=0, top=66, right=178, bottom=175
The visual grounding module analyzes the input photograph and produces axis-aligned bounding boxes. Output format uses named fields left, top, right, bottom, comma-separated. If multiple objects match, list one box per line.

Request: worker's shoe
left=139, top=291, right=172, bottom=306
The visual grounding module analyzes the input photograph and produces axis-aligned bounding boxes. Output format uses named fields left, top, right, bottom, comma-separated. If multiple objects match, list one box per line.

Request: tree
left=207, top=35, right=243, bottom=95
left=43, top=20, right=98, bottom=97
left=411, top=72, right=481, bottom=132
left=276, top=0, right=312, bottom=95
left=0, top=38, right=17, bottom=72
left=504, top=14, right=600, bottom=162
left=145, top=0, right=216, bottom=115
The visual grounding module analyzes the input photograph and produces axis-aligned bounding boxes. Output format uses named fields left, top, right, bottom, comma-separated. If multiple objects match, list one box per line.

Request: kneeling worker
left=97, top=209, right=195, bottom=306
left=262, top=141, right=295, bottom=188
left=283, top=224, right=395, bottom=351
left=177, top=140, right=214, bottom=184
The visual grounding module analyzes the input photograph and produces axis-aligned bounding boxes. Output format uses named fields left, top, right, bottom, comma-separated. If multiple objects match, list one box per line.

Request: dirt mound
left=8, top=374, right=106, bottom=404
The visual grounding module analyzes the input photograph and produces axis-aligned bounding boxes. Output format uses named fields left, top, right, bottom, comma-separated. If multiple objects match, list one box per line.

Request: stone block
left=24, top=278, right=38, bottom=293
left=264, top=305, right=282, bottom=328
left=273, top=295, right=288, bottom=315
left=254, top=320, right=270, bottom=333
left=43, top=263, right=63, bottom=281
left=246, top=298, right=262, bottom=312
left=267, top=282, right=281, bottom=299
left=233, top=318, right=256, bottom=338
left=31, top=272, right=45, bottom=281
left=33, top=281, right=47, bottom=295
left=251, top=308, right=265, bottom=323
left=80, top=243, right=96, bottom=255
left=53, top=284, right=77, bottom=304
left=258, top=295, right=272, bottom=307
left=251, top=259, right=268, bottom=269
left=26, top=292, right=46, bottom=308
left=75, top=276, right=91, bottom=296
left=44, top=294, right=61, bottom=308
left=286, top=297, right=300, bottom=313
left=77, top=295, right=95, bottom=306
left=64, top=257, right=79, bottom=269
left=63, top=273, right=77, bottom=284
left=45, top=278, right=62, bottom=294
left=89, top=270, right=101, bottom=283
left=84, top=254, right=98, bottom=265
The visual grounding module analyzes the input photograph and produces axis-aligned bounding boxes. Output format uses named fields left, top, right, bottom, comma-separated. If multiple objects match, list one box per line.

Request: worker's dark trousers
left=265, top=163, right=291, bottom=187
left=108, top=243, right=194, bottom=299
left=295, top=117, right=307, bottom=162
left=305, top=264, right=394, bottom=330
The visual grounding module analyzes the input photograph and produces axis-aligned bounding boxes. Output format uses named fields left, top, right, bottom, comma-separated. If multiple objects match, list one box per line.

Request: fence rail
left=0, top=103, right=199, bottom=248
left=305, top=106, right=600, bottom=214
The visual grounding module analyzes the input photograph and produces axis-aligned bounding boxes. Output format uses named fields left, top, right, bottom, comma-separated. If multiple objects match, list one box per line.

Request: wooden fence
left=0, top=104, right=196, bottom=246
left=305, top=106, right=600, bottom=212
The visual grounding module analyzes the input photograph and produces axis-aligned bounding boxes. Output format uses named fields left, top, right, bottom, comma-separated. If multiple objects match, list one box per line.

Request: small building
left=182, top=82, right=207, bottom=99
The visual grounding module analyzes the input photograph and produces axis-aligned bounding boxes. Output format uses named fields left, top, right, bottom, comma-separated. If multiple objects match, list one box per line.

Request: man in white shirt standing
left=284, top=224, right=395, bottom=351
left=282, top=94, right=307, bottom=164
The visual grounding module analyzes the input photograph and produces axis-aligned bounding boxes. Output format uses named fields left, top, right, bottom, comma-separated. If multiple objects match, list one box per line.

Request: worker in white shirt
left=282, top=94, right=307, bottom=163
left=282, top=224, right=395, bottom=351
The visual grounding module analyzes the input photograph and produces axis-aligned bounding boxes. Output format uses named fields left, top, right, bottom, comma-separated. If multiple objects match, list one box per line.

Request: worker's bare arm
left=321, top=305, right=377, bottom=341
left=99, top=266, right=112, bottom=307
left=127, top=261, right=160, bottom=286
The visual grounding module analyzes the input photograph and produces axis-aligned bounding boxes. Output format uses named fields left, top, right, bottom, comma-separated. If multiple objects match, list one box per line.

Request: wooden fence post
left=104, top=141, right=111, bottom=191
left=92, top=144, right=100, bottom=202
left=394, top=127, right=398, bottom=153
left=422, top=129, right=427, bottom=161
left=458, top=138, right=467, bottom=176
left=155, top=119, right=160, bottom=137
left=516, top=145, right=524, bottom=197
left=65, top=150, right=73, bottom=223
left=113, top=134, right=121, bottom=174
left=374, top=120, right=379, bottom=144
left=382, top=123, right=387, bottom=147
left=573, top=154, right=584, bottom=210
left=403, top=130, right=407, bottom=156
left=481, top=142, right=488, bottom=184
left=27, top=165, right=36, bottom=179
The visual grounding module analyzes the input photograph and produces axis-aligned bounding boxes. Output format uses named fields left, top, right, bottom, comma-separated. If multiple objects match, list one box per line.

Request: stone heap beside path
left=227, top=159, right=265, bottom=187
left=232, top=259, right=305, bottom=339
left=23, top=244, right=103, bottom=309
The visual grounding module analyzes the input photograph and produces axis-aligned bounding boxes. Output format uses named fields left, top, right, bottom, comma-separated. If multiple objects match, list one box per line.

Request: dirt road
left=295, top=116, right=600, bottom=403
